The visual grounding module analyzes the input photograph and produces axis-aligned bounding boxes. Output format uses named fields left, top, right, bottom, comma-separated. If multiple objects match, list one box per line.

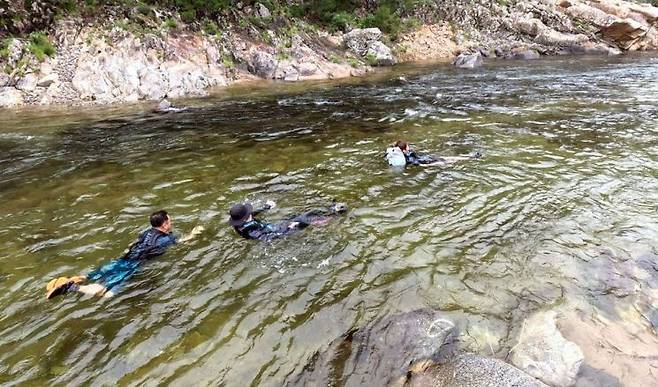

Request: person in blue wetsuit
left=228, top=200, right=348, bottom=242
left=45, top=210, right=203, bottom=299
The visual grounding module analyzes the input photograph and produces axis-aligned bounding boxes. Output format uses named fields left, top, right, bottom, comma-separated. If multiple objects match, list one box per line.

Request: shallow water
left=1, top=55, right=657, bottom=386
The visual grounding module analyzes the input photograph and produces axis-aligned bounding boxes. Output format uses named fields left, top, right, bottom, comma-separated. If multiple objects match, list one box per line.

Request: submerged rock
left=395, top=354, right=548, bottom=387
left=292, top=309, right=458, bottom=386
left=453, top=52, right=483, bottom=69
left=511, top=311, right=584, bottom=387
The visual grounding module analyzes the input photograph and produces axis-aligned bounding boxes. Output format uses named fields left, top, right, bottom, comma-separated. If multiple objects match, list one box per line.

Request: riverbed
left=1, top=55, right=657, bottom=386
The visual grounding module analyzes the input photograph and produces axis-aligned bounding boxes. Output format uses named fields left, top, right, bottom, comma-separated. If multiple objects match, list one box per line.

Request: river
left=0, top=54, right=657, bottom=386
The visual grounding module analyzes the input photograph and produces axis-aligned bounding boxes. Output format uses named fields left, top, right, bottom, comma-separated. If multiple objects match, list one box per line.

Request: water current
left=0, top=54, right=657, bottom=386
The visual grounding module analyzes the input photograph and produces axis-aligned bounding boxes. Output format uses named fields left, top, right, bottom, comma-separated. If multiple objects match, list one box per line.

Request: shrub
left=28, top=32, right=55, bottom=61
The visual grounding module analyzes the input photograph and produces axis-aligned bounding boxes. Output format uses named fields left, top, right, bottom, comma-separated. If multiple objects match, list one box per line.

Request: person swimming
left=385, top=140, right=481, bottom=167
left=45, top=210, right=203, bottom=299
left=228, top=200, right=348, bottom=242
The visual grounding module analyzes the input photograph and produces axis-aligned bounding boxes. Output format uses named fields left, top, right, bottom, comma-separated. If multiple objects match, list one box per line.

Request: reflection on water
left=0, top=55, right=657, bottom=386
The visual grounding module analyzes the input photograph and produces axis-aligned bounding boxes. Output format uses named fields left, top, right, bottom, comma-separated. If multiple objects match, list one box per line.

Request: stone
left=602, top=18, right=648, bottom=49
left=534, top=28, right=589, bottom=46
left=344, top=28, right=383, bottom=56
left=0, top=87, right=24, bottom=107
left=255, top=3, right=271, bottom=19
left=628, top=3, right=658, bottom=23
left=511, top=311, right=584, bottom=387
left=248, top=50, right=278, bottom=79
left=37, top=73, right=58, bottom=88
left=366, top=41, right=396, bottom=66
left=453, top=52, right=483, bottom=68
left=512, top=49, right=541, bottom=60
left=297, top=62, right=319, bottom=76
left=395, top=354, right=548, bottom=387
left=0, top=73, right=9, bottom=87
left=292, top=309, right=458, bottom=386
left=560, top=42, right=621, bottom=56
left=515, top=17, right=546, bottom=36
left=564, top=4, right=618, bottom=27
left=138, top=67, right=168, bottom=100
left=16, top=74, right=38, bottom=92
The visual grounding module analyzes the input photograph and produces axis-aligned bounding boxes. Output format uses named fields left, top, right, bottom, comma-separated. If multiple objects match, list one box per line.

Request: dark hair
left=394, top=140, right=408, bottom=151
left=150, top=210, right=169, bottom=227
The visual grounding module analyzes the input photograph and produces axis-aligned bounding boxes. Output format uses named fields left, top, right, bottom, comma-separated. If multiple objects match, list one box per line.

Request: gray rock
left=512, top=49, right=541, bottom=60
left=511, top=311, right=584, bottom=387
left=292, top=309, right=458, bottom=387
left=248, top=50, right=278, bottom=79
left=397, top=354, right=548, bottom=387
left=0, top=73, right=9, bottom=87
left=37, top=73, right=58, bottom=88
left=16, top=74, right=38, bottom=92
left=0, top=87, right=24, bottom=107
left=454, top=52, right=483, bottom=69
left=366, top=41, right=396, bottom=66
left=255, top=3, right=271, bottom=19
left=344, top=27, right=383, bottom=56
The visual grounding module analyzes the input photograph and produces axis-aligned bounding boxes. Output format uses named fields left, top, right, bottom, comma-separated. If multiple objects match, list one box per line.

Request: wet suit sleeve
left=406, top=151, right=421, bottom=166
left=251, top=204, right=273, bottom=217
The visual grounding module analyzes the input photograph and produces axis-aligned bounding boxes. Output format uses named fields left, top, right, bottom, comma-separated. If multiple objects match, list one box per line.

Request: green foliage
left=222, top=55, right=234, bottom=69
left=360, top=4, right=402, bottom=38
left=203, top=20, right=220, bottom=36
left=346, top=57, right=360, bottom=67
left=27, top=32, right=55, bottom=62
left=0, top=37, right=13, bottom=59
left=164, top=17, right=178, bottom=29
left=364, top=52, right=377, bottom=65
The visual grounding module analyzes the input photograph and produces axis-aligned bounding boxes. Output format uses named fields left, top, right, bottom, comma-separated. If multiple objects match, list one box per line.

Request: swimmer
left=45, top=210, right=203, bottom=299
left=228, top=200, right=348, bottom=242
left=385, top=140, right=481, bottom=167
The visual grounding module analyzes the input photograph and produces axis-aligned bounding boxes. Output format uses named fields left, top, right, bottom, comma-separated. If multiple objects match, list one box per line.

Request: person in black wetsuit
left=45, top=210, right=203, bottom=299
left=228, top=200, right=348, bottom=242
left=389, top=140, right=481, bottom=167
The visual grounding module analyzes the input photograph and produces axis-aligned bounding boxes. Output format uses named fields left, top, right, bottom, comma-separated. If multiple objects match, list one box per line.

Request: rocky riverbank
left=1, top=0, right=657, bottom=108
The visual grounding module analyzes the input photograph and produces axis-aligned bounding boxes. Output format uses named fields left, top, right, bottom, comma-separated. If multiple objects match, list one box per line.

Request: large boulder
left=512, top=49, right=541, bottom=60
left=395, top=354, right=548, bottom=387
left=366, top=41, right=396, bottom=66
left=510, top=311, right=584, bottom=387
left=453, top=52, right=483, bottom=69
left=344, top=28, right=396, bottom=66
left=248, top=50, right=278, bottom=78
left=16, top=74, right=38, bottom=92
left=292, top=309, right=458, bottom=386
left=602, top=18, right=648, bottom=49
left=628, top=3, right=658, bottom=23
left=344, top=27, right=383, bottom=56
left=534, top=28, right=588, bottom=46
left=564, top=4, right=618, bottom=27
left=0, top=87, right=24, bottom=107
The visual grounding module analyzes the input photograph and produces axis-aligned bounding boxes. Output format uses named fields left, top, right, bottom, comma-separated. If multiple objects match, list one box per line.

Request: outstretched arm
left=252, top=200, right=277, bottom=216
left=178, top=225, right=205, bottom=243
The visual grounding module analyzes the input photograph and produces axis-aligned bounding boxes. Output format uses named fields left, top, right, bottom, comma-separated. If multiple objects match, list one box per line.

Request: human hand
left=266, top=200, right=276, bottom=209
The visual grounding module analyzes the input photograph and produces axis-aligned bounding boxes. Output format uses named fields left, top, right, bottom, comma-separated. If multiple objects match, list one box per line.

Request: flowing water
left=1, top=55, right=657, bottom=386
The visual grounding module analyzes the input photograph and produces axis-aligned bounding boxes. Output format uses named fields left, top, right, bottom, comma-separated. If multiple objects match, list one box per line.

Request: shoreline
left=1, top=0, right=658, bottom=110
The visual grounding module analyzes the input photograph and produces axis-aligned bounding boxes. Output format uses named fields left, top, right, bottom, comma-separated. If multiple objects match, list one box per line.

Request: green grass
left=27, top=32, right=56, bottom=62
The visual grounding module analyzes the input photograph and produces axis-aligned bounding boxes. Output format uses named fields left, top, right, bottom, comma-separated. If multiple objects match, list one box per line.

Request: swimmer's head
left=228, top=203, right=254, bottom=227
left=151, top=210, right=172, bottom=232
left=394, top=140, right=409, bottom=152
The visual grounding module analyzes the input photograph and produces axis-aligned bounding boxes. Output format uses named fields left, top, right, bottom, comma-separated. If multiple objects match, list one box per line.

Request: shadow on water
left=0, top=54, right=657, bottom=385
